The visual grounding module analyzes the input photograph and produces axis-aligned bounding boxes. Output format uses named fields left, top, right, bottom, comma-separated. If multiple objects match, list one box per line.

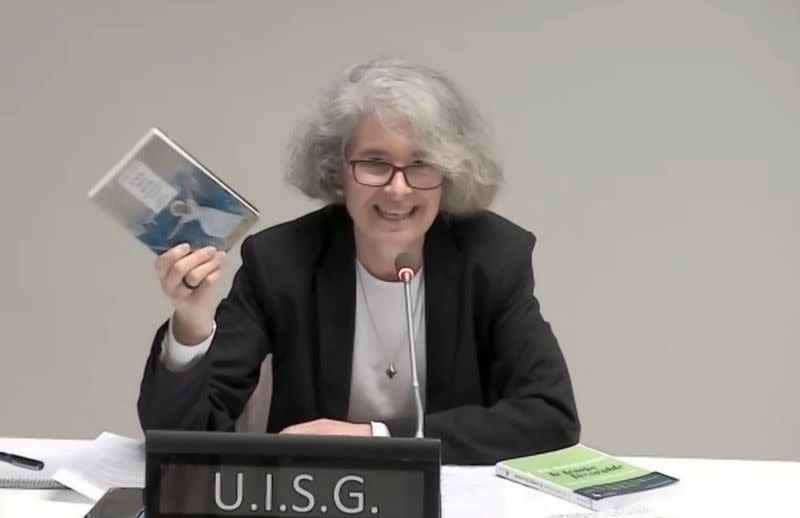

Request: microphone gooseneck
left=394, top=252, right=424, bottom=439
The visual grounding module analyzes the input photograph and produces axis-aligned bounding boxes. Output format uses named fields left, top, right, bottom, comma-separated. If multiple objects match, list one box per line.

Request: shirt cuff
left=370, top=422, right=391, bottom=437
left=159, top=318, right=216, bottom=372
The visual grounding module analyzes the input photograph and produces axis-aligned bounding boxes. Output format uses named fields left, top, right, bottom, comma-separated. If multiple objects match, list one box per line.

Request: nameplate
left=144, top=430, right=442, bottom=518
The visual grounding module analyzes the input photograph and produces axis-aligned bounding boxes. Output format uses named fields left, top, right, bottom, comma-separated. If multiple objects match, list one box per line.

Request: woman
left=137, top=58, right=580, bottom=465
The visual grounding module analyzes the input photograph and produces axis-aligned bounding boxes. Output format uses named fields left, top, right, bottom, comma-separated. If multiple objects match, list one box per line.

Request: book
left=0, top=437, right=87, bottom=489
left=88, top=127, right=260, bottom=254
left=495, top=444, right=679, bottom=511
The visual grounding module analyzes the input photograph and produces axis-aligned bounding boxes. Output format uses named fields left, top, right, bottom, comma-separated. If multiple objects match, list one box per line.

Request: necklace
left=356, top=262, right=424, bottom=379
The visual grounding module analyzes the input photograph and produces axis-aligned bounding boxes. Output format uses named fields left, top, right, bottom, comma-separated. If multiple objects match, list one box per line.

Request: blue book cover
left=89, top=128, right=259, bottom=254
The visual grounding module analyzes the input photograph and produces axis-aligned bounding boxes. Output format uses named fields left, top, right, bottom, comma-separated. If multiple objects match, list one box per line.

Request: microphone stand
left=401, top=275, right=424, bottom=439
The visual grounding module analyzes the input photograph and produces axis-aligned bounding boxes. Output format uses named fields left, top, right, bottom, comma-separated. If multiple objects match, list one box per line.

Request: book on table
left=495, top=443, right=679, bottom=511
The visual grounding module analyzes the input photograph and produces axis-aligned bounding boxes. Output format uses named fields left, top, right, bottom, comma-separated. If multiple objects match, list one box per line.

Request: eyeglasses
left=349, top=160, right=443, bottom=190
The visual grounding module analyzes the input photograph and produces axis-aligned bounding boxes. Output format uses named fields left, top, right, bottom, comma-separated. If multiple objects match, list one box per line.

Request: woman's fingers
left=183, top=251, right=228, bottom=290
left=161, top=246, right=219, bottom=295
left=154, top=243, right=191, bottom=279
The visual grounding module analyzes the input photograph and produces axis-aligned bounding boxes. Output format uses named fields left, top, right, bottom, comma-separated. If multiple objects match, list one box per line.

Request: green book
left=495, top=444, right=679, bottom=511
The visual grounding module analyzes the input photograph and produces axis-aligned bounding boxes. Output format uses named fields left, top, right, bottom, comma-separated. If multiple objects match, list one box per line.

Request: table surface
left=1, top=447, right=799, bottom=518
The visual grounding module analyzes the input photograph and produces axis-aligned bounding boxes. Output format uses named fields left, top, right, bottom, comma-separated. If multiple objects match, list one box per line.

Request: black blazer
left=137, top=204, right=580, bottom=465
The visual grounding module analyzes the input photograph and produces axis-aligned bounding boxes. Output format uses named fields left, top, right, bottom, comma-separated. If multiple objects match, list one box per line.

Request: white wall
left=0, top=0, right=797, bottom=461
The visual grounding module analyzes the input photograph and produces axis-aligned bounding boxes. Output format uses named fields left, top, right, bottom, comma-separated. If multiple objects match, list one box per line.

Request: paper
left=442, top=466, right=500, bottom=517
left=0, top=437, right=88, bottom=489
left=0, top=493, right=93, bottom=518
left=53, top=432, right=145, bottom=501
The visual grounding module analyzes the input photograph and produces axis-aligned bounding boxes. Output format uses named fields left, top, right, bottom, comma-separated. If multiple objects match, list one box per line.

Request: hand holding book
left=155, top=243, right=228, bottom=345
left=88, top=128, right=259, bottom=345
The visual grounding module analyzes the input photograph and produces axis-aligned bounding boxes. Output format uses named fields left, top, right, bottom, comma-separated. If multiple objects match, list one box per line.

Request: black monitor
left=143, top=430, right=441, bottom=518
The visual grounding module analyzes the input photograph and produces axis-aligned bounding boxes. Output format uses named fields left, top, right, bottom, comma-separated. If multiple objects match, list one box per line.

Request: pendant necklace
left=357, top=264, right=423, bottom=379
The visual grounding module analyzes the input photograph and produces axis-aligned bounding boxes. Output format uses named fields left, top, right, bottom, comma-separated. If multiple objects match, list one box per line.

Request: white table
left=1, top=452, right=799, bottom=517
left=443, top=457, right=800, bottom=517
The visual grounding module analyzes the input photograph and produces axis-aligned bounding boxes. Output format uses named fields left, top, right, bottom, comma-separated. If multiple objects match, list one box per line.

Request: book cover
left=495, top=444, right=678, bottom=511
left=88, top=128, right=259, bottom=254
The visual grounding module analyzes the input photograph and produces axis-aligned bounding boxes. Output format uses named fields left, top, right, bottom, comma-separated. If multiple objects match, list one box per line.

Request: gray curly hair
left=285, top=58, right=503, bottom=215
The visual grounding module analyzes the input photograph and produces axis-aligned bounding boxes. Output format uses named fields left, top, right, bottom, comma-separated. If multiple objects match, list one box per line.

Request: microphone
left=394, top=253, right=424, bottom=439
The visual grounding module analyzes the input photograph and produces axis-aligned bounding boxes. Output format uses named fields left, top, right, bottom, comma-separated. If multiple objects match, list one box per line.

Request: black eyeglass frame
left=348, top=160, right=444, bottom=190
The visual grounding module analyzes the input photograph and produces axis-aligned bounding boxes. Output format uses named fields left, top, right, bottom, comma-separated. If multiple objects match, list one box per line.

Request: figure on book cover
left=134, top=167, right=246, bottom=253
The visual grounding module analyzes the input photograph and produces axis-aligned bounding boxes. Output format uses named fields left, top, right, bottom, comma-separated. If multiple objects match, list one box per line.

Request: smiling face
left=340, top=115, right=442, bottom=257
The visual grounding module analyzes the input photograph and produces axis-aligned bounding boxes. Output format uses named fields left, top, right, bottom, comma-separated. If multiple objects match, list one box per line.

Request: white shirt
left=348, top=259, right=426, bottom=425
left=159, top=259, right=427, bottom=437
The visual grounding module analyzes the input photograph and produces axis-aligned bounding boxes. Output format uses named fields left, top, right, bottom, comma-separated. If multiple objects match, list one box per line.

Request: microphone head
left=394, top=252, right=418, bottom=282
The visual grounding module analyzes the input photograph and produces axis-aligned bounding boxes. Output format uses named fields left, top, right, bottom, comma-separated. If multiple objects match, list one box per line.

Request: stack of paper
left=53, top=432, right=145, bottom=501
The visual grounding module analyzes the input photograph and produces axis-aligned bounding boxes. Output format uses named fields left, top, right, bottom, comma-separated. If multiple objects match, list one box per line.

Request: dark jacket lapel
left=423, top=214, right=463, bottom=412
left=315, top=207, right=357, bottom=420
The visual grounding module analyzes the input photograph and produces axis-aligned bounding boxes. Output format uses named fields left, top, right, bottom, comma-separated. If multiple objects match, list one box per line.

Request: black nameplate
left=144, top=430, right=441, bottom=518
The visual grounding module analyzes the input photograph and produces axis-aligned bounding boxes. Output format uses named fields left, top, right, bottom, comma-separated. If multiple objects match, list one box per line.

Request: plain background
left=0, top=1, right=797, bottom=461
